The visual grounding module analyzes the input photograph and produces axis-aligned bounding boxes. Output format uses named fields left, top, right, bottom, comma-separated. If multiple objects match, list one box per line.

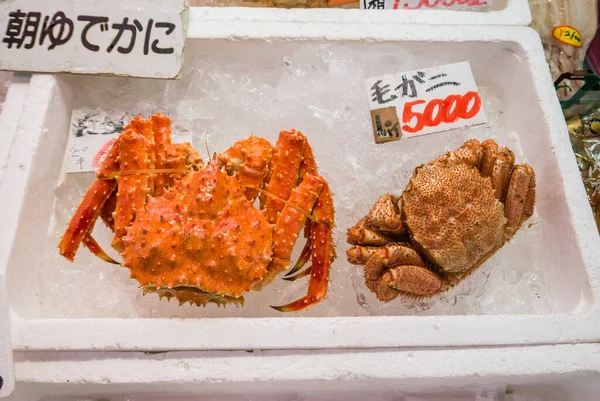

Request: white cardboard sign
left=360, top=0, right=492, bottom=10
left=365, top=61, right=487, bottom=140
left=0, top=0, right=187, bottom=79
left=65, top=109, right=193, bottom=174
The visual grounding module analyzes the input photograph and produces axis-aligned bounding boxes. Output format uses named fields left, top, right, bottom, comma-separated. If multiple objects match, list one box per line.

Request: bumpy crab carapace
left=58, top=113, right=335, bottom=312
left=346, top=139, right=536, bottom=302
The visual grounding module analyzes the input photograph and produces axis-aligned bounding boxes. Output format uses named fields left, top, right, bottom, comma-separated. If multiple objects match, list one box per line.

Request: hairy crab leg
left=364, top=194, right=404, bottom=234
left=504, top=164, right=536, bottom=237
left=346, top=243, right=424, bottom=266
left=272, top=181, right=335, bottom=312
left=58, top=179, right=117, bottom=261
left=347, top=217, right=395, bottom=246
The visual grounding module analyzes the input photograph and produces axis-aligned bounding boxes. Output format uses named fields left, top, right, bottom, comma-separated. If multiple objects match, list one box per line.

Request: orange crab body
left=59, top=114, right=335, bottom=312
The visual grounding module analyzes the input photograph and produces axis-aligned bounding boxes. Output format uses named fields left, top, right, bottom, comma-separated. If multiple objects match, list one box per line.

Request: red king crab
left=58, top=113, right=335, bottom=312
left=346, top=139, right=536, bottom=302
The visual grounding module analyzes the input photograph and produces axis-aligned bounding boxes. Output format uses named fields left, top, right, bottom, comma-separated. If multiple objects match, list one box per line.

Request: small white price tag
left=364, top=61, right=487, bottom=142
left=65, top=109, right=193, bottom=174
left=0, top=0, right=187, bottom=79
left=360, top=0, right=491, bottom=10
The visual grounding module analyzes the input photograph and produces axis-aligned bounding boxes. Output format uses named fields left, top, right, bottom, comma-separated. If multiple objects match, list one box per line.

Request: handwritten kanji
left=108, top=17, right=143, bottom=54
left=371, top=80, right=398, bottom=105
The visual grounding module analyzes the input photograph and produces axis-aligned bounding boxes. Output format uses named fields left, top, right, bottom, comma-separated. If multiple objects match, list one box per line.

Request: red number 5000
left=401, top=91, right=482, bottom=134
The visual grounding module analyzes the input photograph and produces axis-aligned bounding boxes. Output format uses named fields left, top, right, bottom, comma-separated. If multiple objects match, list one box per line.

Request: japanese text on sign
left=65, top=109, right=193, bottom=173
left=364, top=61, right=487, bottom=143
left=0, top=0, right=187, bottom=79
left=361, top=0, right=491, bottom=10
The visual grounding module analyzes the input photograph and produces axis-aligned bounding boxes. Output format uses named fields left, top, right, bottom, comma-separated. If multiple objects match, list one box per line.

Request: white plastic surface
left=2, top=24, right=599, bottom=351
left=0, top=76, right=30, bottom=399
left=189, top=0, right=532, bottom=26
left=5, top=344, right=600, bottom=400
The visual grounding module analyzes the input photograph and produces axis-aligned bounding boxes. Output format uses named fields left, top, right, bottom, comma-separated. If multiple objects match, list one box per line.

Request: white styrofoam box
left=189, top=0, right=532, bottom=27
left=0, top=75, right=30, bottom=399
left=1, top=23, right=599, bottom=352
left=5, top=344, right=600, bottom=400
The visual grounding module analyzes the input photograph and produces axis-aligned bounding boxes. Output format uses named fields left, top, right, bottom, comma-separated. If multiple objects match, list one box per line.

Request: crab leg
left=82, top=234, right=119, bottom=264
left=261, top=174, right=324, bottom=287
left=261, top=130, right=306, bottom=224
left=98, top=188, right=117, bottom=232
left=110, top=127, right=155, bottom=252
left=58, top=179, right=117, bottom=261
left=347, top=218, right=395, bottom=246
left=273, top=181, right=335, bottom=312
left=151, top=113, right=174, bottom=196
left=285, top=136, right=319, bottom=276
left=285, top=237, right=312, bottom=277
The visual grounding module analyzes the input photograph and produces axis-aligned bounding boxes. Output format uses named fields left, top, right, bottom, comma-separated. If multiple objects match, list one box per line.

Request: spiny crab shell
left=122, top=157, right=273, bottom=306
left=346, top=138, right=536, bottom=302
left=58, top=113, right=335, bottom=312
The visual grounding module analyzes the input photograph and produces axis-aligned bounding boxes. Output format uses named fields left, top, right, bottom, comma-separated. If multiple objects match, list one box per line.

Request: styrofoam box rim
left=9, top=344, right=600, bottom=399
left=3, top=24, right=600, bottom=352
left=188, top=0, right=533, bottom=27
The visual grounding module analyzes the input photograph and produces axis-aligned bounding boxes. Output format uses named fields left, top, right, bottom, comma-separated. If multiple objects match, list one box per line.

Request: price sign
left=65, top=109, right=193, bottom=173
left=361, top=0, right=491, bottom=10
left=0, top=0, right=187, bottom=79
left=365, top=61, right=487, bottom=142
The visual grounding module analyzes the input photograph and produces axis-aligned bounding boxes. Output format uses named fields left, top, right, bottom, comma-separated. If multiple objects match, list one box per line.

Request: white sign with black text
left=0, top=0, right=187, bottom=78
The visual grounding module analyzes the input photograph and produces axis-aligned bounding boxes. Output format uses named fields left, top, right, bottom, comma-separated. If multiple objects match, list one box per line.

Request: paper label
left=552, top=25, right=583, bottom=48
left=365, top=74, right=403, bottom=143
left=65, top=109, right=193, bottom=173
left=0, top=0, right=187, bottom=79
left=361, top=0, right=491, bottom=10
left=365, top=61, right=487, bottom=142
